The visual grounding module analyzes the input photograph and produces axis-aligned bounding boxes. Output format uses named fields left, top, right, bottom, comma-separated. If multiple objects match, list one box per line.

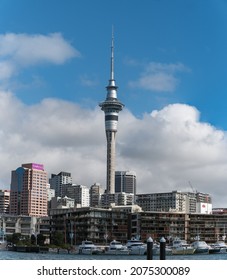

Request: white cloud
left=128, top=62, right=190, bottom=92
left=0, top=91, right=227, bottom=207
left=0, top=33, right=79, bottom=80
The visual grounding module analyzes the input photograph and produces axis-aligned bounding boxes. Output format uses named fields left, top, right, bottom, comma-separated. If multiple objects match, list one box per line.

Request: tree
left=7, top=233, right=30, bottom=245
left=37, top=233, right=46, bottom=246
left=31, top=234, right=36, bottom=245
left=51, top=231, right=65, bottom=246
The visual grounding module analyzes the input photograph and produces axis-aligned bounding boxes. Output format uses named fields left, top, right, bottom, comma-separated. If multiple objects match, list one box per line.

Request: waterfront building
left=9, top=163, right=48, bottom=217
left=0, top=189, right=10, bottom=214
left=99, top=33, right=124, bottom=194
left=2, top=207, right=226, bottom=246
left=136, top=191, right=212, bottom=214
left=50, top=207, right=130, bottom=245
left=115, top=171, right=136, bottom=195
left=0, top=214, right=50, bottom=241
left=49, top=206, right=227, bottom=245
left=49, top=171, right=72, bottom=197
left=129, top=211, right=227, bottom=244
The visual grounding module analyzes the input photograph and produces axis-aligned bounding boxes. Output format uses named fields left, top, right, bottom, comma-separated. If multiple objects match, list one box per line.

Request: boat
left=208, top=244, right=221, bottom=254
left=152, top=241, right=173, bottom=255
left=171, top=239, right=195, bottom=255
left=78, top=240, right=102, bottom=255
left=126, top=239, right=147, bottom=255
left=190, top=240, right=209, bottom=254
left=213, top=240, right=227, bottom=252
left=104, top=240, right=129, bottom=255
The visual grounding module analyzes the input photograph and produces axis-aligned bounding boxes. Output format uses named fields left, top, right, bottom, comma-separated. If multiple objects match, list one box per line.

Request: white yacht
left=152, top=242, right=173, bottom=255
left=171, top=239, right=195, bottom=255
left=104, top=240, right=129, bottom=255
left=191, top=240, right=209, bottom=254
left=78, top=240, right=102, bottom=255
left=211, top=240, right=227, bottom=253
left=126, top=239, right=147, bottom=255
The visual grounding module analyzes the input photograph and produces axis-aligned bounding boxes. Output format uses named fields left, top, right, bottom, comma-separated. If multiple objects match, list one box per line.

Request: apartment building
left=49, top=206, right=227, bottom=245
left=136, top=191, right=212, bottom=214
left=0, top=214, right=50, bottom=241
left=128, top=211, right=227, bottom=244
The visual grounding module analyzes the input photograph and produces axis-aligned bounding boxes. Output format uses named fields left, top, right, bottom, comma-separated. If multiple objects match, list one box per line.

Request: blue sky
left=1, top=0, right=227, bottom=207
left=1, top=0, right=227, bottom=126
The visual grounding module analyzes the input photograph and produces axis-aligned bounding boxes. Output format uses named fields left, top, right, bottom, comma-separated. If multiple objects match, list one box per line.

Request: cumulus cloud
left=0, top=33, right=79, bottom=80
left=118, top=104, right=227, bottom=207
left=128, top=62, right=190, bottom=92
left=0, top=91, right=227, bottom=207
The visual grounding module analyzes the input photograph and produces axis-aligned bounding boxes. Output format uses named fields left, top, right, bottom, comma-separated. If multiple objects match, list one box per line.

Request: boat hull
left=172, top=248, right=195, bottom=255
left=79, top=248, right=103, bottom=255
left=104, top=249, right=129, bottom=255
left=209, top=247, right=221, bottom=254
left=129, top=247, right=146, bottom=255
left=194, top=248, right=209, bottom=254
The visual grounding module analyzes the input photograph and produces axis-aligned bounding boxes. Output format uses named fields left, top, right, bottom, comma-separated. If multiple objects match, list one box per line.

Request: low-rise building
left=0, top=214, right=50, bottom=242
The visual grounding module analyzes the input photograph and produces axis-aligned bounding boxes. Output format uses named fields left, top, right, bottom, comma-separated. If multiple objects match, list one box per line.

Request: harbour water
left=1, top=250, right=227, bottom=260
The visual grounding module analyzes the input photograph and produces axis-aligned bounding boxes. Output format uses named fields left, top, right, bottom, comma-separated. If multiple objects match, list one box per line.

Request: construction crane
left=188, top=181, right=197, bottom=193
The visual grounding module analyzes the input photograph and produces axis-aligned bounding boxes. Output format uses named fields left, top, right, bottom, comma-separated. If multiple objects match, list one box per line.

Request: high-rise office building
left=9, top=163, right=48, bottom=217
left=49, top=171, right=72, bottom=197
left=115, top=171, right=136, bottom=195
left=99, top=33, right=124, bottom=194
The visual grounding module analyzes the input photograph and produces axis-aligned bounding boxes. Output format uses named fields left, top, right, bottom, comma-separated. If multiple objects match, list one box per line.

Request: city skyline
left=0, top=1, right=227, bottom=207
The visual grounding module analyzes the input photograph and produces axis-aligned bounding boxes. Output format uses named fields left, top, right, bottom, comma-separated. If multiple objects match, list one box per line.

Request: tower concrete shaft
left=99, top=34, right=124, bottom=194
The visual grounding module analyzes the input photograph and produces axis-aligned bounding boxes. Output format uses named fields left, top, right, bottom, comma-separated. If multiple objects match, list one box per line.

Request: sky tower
left=99, top=33, right=124, bottom=194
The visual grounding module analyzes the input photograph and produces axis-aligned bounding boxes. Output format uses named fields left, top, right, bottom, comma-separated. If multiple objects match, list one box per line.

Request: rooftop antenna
left=110, top=25, right=114, bottom=81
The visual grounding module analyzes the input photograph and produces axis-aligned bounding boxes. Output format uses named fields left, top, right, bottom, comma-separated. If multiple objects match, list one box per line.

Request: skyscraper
left=49, top=171, right=72, bottom=197
left=99, top=33, right=124, bottom=194
left=115, top=171, right=136, bottom=195
left=9, top=163, right=48, bottom=217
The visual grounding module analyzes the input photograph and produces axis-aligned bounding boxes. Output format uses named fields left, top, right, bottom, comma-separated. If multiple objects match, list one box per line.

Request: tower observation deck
left=99, top=33, right=124, bottom=194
